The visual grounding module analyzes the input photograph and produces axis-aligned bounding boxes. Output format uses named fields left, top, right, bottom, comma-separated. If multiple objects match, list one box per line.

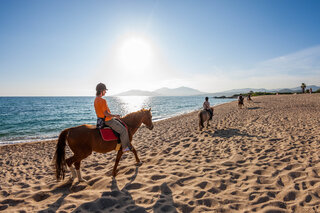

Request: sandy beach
left=1, top=94, right=320, bottom=212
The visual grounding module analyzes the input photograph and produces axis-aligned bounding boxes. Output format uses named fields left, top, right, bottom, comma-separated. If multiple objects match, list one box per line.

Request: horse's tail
left=199, top=111, right=204, bottom=129
left=55, top=128, right=69, bottom=181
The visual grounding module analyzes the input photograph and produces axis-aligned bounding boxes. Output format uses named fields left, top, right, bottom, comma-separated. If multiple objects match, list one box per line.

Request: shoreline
left=0, top=100, right=236, bottom=146
left=1, top=94, right=320, bottom=212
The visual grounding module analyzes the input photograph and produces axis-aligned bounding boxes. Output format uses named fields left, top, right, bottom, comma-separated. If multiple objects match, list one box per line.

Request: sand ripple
left=1, top=94, right=320, bottom=212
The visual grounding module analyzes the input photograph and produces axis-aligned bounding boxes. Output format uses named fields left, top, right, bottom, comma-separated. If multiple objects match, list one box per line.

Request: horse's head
left=141, top=108, right=154, bottom=130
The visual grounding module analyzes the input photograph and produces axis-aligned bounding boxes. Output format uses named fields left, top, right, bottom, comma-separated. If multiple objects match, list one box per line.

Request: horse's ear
left=148, top=108, right=151, bottom=112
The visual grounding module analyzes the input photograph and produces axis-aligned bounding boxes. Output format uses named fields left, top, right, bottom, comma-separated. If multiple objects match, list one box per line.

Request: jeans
left=105, top=118, right=130, bottom=149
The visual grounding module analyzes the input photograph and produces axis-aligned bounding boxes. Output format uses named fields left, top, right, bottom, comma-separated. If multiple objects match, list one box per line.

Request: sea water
left=0, top=96, right=234, bottom=145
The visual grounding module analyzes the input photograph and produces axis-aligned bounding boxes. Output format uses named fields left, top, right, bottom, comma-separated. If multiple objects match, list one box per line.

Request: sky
left=1, top=0, right=320, bottom=96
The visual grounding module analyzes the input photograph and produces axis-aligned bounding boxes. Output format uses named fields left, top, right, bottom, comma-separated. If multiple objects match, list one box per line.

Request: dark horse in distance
left=198, top=107, right=214, bottom=131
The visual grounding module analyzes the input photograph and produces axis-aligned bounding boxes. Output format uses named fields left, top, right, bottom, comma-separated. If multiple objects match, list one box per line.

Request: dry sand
left=1, top=94, right=320, bottom=212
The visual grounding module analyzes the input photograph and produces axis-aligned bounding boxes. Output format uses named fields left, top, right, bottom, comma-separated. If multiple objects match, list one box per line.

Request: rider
left=203, top=97, right=213, bottom=120
left=94, top=83, right=131, bottom=152
left=238, top=94, right=244, bottom=108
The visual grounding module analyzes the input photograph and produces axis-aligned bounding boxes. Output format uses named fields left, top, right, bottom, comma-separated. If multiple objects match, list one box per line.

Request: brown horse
left=54, top=108, right=154, bottom=182
left=198, top=107, right=214, bottom=131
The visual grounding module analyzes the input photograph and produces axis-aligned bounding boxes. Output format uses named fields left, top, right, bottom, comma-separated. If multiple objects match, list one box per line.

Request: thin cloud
left=249, top=45, right=320, bottom=77
left=183, top=45, right=320, bottom=92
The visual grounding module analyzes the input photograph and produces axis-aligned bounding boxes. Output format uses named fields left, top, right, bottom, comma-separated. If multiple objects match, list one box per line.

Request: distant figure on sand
left=238, top=94, right=244, bottom=108
left=203, top=97, right=213, bottom=120
left=199, top=97, right=214, bottom=130
left=247, top=94, right=252, bottom=102
left=310, top=88, right=313, bottom=94
left=94, top=83, right=131, bottom=153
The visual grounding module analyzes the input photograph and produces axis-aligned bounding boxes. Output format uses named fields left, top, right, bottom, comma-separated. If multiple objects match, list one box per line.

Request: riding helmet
left=96, top=83, right=107, bottom=92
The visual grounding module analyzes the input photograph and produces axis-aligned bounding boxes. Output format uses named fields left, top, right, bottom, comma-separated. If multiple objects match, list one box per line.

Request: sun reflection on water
left=115, top=96, right=151, bottom=115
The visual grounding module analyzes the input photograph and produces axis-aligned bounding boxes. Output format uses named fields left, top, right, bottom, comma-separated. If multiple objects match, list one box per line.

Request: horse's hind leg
left=66, top=156, right=77, bottom=181
left=74, top=161, right=86, bottom=182
left=113, top=150, right=123, bottom=177
left=130, top=146, right=141, bottom=165
left=199, top=120, right=204, bottom=131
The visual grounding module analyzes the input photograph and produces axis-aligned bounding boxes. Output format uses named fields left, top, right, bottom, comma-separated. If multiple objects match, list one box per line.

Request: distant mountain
left=209, top=88, right=267, bottom=97
left=114, top=85, right=320, bottom=97
left=115, top=86, right=206, bottom=96
left=282, top=85, right=320, bottom=92
left=154, top=87, right=205, bottom=96
left=210, top=85, right=320, bottom=97
left=115, top=90, right=159, bottom=96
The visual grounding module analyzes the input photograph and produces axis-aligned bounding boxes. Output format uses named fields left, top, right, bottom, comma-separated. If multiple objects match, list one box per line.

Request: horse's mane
left=122, top=109, right=148, bottom=122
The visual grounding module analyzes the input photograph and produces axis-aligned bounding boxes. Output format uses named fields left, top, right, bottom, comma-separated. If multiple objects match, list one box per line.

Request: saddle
left=99, top=120, right=127, bottom=141
left=99, top=127, right=120, bottom=141
left=97, top=119, right=128, bottom=151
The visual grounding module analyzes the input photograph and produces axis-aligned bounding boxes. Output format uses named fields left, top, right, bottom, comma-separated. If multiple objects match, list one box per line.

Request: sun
left=116, top=37, right=154, bottom=73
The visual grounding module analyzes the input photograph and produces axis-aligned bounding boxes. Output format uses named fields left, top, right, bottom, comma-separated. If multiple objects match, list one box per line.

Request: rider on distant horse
left=94, top=83, right=131, bottom=152
left=238, top=94, right=244, bottom=108
left=203, top=97, right=213, bottom=120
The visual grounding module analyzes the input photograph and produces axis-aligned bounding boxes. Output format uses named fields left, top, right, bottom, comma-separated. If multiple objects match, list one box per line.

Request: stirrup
left=122, top=147, right=130, bottom=152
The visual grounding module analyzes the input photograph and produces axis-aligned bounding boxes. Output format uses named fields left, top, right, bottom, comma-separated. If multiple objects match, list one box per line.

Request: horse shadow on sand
left=37, top=180, right=76, bottom=213
left=202, top=128, right=260, bottom=139
left=246, top=107, right=261, bottom=110
left=68, top=166, right=178, bottom=213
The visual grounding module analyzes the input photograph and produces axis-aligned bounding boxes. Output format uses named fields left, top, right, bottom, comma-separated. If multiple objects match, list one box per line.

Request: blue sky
left=1, top=0, right=320, bottom=96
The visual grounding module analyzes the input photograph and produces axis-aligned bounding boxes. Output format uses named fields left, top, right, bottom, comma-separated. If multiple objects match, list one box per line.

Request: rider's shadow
left=73, top=166, right=147, bottom=212
left=152, top=182, right=178, bottom=213
left=72, top=166, right=178, bottom=213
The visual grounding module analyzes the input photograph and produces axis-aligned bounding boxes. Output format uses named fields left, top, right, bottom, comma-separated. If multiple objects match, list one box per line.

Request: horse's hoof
left=136, top=162, right=143, bottom=166
left=78, top=178, right=87, bottom=183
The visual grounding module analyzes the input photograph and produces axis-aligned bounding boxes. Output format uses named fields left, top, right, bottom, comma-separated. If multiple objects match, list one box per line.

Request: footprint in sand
left=195, top=191, right=206, bottom=199
left=283, top=191, right=297, bottom=201
left=183, top=143, right=191, bottom=148
left=1, top=198, right=25, bottom=207
left=196, top=181, right=208, bottom=189
left=124, top=168, right=135, bottom=175
left=94, top=166, right=105, bottom=171
left=124, top=183, right=143, bottom=190
left=32, top=191, right=50, bottom=202
left=0, top=205, right=8, bottom=211
left=151, top=175, right=167, bottom=181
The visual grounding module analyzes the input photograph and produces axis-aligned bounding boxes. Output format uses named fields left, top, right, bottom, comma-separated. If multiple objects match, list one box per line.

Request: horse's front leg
left=130, top=146, right=141, bottom=165
left=206, top=120, right=210, bottom=128
left=113, top=150, right=123, bottom=177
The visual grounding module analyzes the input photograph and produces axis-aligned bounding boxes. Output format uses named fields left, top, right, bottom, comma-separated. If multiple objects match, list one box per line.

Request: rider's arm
left=104, top=110, right=120, bottom=119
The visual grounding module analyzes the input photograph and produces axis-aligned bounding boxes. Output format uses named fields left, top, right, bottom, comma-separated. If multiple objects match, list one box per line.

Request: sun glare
left=117, top=96, right=150, bottom=113
left=117, top=37, right=154, bottom=72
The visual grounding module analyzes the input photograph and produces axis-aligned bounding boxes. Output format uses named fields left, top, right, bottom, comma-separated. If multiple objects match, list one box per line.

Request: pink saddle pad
left=99, top=128, right=118, bottom=141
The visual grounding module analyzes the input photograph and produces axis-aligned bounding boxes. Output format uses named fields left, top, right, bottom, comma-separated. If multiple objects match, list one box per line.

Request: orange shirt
left=94, top=97, right=112, bottom=121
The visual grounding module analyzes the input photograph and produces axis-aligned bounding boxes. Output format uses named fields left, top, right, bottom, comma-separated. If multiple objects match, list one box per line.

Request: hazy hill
left=153, top=87, right=205, bottom=96
left=115, top=90, right=159, bottom=96
left=205, top=86, right=319, bottom=97
left=114, top=85, right=320, bottom=97
left=115, top=86, right=206, bottom=96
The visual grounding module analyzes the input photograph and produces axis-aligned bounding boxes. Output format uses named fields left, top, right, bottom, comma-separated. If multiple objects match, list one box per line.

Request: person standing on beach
left=238, top=94, right=244, bottom=108
left=203, top=97, right=213, bottom=120
left=94, top=83, right=131, bottom=152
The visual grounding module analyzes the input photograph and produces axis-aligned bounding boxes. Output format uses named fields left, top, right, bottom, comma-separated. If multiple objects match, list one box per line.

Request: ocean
left=0, top=96, right=234, bottom=145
